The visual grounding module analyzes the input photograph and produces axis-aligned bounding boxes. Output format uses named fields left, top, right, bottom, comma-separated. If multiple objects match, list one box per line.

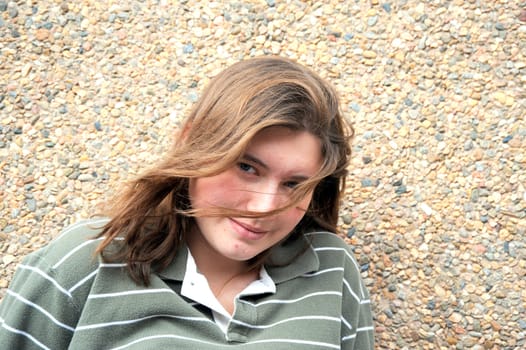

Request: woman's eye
left=283, top=181, right=299, bottom=189
left=238, top=162, right=256, bottom=174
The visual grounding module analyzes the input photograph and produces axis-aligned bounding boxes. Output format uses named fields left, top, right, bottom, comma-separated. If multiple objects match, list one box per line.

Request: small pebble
left=349, top=102, right=361, bottom=112
left=183, top=43, right=194, bottom=54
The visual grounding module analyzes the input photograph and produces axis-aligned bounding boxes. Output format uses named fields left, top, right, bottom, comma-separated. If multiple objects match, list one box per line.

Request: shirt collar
left=265, top=232, right=320, bottom=283
left=180, top=250, right=276, bottom=316
left=157, top=243, right=188, bottom=281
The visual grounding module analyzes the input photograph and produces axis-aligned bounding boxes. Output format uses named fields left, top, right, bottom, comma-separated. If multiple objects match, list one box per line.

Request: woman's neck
left=187, top=231, right=259, bottom=314
left=187, top=229, right=248, bottom=279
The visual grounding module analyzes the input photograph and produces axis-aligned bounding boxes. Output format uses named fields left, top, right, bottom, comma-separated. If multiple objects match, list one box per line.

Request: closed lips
left=230, top=219, right=267, bottom=234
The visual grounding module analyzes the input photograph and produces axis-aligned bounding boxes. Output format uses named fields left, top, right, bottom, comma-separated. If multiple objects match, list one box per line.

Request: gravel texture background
left=1, top=1, right=525, bottom=349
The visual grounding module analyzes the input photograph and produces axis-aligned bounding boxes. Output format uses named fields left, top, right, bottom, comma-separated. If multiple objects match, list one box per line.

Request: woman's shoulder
left=24, top=217, right=110, bottom=276
left=304, top=230, right=353, bottom=250
left=304, top=230, right=361, bottom=271
left=1, top=218, right=113, bottom=348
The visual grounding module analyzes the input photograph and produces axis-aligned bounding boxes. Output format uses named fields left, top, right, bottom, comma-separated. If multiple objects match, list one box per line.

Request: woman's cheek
left=291, top=203, right=310, bottom=222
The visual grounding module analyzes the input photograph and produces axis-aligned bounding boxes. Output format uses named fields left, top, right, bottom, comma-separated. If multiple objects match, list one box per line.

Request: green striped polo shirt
left=0, top=218, right=374, bottom=349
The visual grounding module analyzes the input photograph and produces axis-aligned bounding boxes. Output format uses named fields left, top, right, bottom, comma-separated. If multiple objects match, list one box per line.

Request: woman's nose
left=245, top=185, right=284, bottom=213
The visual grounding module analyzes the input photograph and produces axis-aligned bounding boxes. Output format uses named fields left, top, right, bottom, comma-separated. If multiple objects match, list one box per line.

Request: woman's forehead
left=242, top=126, right=323, bottom=176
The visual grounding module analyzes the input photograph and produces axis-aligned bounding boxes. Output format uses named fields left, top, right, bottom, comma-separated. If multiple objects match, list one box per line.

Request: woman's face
left=188, top=126, right=322, bottom=265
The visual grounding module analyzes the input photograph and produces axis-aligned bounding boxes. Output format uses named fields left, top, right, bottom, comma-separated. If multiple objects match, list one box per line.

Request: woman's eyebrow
left=242, top=154, right=269, bottom=170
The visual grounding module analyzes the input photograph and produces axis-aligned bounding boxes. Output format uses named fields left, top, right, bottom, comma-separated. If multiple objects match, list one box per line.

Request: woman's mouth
left=230, top=218, right=268, bottom=240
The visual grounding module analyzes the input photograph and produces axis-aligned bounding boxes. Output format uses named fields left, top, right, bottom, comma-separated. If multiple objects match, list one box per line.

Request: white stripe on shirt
left=69, top=264, right=126, bottom=293
left=88, top=288, right=176, bottom=299
left=240, top=291, right=342, bottom=307
left=313, top=247, right=361, bottom=273
left=6, top=290, right=75, bottom=332
left=247, top=338, right=340, bottom=349
left=314, top=247, right=366, bottom=298
left=18, top=265, right=72, bottom=298
left=341, top=333, right=357, bottom=341
left=343, top=278, right=361, bottom=303
left=341, top=315, right=353, bottom=331
left=357, top=325, right=375, bottom=332
left=55, top=218, right=109, bottom=242
left=52, top=238, right=103, bottom=269
left=109, top=334, right=340, bottom=350
left=76, top=314, right=214, bottom=331
left=230, top=315, right=340, bottom=330
left=342, top=325, right=375, bottom=341
left=1, top=317, right=51, bottom=350
left=69, top=269, right=99, bottom=293
left=302, top=267, right=344, bottom=277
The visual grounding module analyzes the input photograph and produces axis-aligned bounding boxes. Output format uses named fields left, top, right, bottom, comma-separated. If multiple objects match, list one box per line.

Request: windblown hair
left=95, top=56, right=354, bottom=285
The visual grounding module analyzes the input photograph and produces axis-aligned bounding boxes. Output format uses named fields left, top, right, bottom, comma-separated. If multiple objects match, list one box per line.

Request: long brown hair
left=95, top=56, right=354, bottom=285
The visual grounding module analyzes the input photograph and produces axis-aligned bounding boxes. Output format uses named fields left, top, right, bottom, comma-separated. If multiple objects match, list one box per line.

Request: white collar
left=181, top=249, right=276, bottom=333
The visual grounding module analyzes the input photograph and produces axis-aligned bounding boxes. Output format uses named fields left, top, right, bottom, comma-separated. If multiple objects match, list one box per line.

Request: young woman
left=0, top=56, right=374, bottom=349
